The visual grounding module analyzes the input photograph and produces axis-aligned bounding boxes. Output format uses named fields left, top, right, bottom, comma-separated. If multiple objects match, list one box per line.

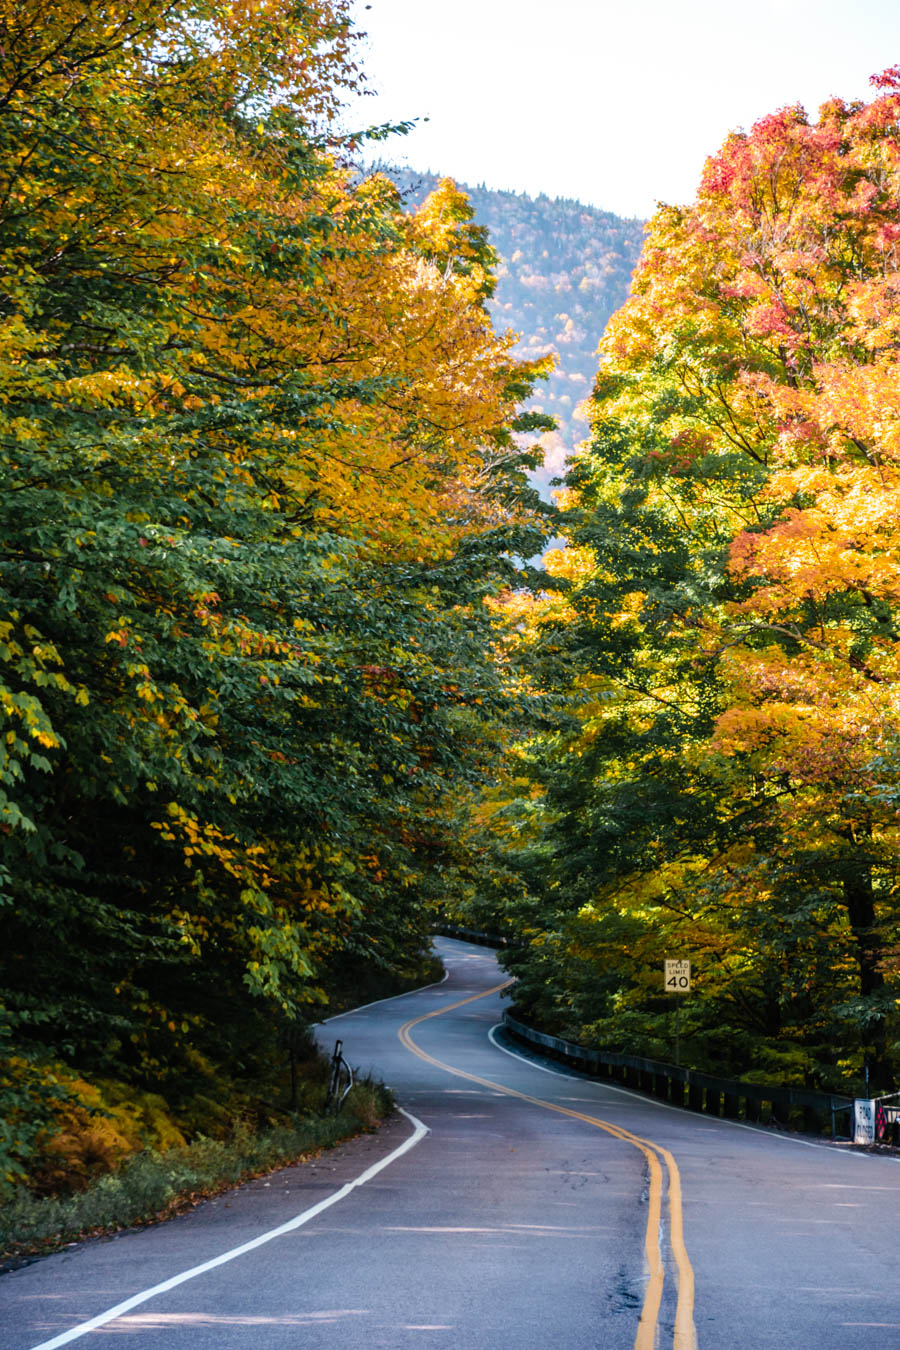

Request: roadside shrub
left=0, top=1080, right=392, bottom=1266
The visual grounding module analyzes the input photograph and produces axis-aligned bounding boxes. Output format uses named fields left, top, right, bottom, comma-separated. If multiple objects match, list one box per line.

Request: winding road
left=3, top=937, right=900, bottom=1349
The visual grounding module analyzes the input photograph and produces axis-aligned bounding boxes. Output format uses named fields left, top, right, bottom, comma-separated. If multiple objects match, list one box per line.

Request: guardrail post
left=828, top=1099, right=852, bottom=1140
left=325, top=1039, right=353, bottom=1113
left=723, top=1089, right=740, bottom=1119
left=688, top=1078, right=704, bottom=1112
left=744, top=1093, right=759, bottom=1123
left=705, top=1088, right=721, bottom=1117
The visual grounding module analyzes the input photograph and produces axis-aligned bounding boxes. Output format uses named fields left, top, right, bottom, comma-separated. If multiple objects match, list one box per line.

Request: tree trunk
left=842, top=863, right=888, bottom=1087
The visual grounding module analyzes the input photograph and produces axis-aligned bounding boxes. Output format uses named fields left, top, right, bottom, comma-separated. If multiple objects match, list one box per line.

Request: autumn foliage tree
left=507, top=71, right=900, bottom=1091
left=0, top=0, right=554, bottom=1182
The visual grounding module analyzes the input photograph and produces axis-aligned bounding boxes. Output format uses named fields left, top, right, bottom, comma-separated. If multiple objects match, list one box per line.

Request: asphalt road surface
left=3, top=937, right=900, bottom=1349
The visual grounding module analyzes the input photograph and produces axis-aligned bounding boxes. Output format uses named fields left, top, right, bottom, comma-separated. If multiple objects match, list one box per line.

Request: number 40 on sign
left=665, top=959, right=691, bottom=992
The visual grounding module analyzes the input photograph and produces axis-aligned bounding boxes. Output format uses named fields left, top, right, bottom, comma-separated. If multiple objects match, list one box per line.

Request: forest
left=0, top=0, right=555, bottom=1204
left=3, top=0, right=900, bottom=1211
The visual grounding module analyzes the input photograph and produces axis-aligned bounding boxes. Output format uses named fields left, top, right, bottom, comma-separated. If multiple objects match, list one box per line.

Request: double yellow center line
left=398, top=982, right=696, bottom=1350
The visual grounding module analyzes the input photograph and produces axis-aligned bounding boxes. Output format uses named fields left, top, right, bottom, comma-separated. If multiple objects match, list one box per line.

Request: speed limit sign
left=664, top=959, right=691, bottom=992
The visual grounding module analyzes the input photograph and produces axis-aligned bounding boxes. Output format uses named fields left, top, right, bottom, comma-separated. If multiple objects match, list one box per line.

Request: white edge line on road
left=26, top=1108, right=430, bottom=1350
left=486, top=1025, right=878, bottom=1156
left=317, top=968, right=450, bottom=1024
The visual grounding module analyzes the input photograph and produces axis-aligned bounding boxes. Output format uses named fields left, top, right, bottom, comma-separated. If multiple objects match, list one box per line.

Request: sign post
left=664, top=959, right=691, bottom=1067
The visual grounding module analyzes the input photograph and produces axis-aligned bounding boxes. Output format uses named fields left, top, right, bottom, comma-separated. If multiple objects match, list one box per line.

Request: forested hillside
left=381, top=168, right=644, bottom=493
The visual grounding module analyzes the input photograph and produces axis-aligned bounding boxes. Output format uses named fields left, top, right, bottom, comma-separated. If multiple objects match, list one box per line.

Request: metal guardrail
left=436, top=924, right=513, bottom=950
left=435, top=928, right=855, bottom=1139
left=503, top=1012, right=855, bottom=1139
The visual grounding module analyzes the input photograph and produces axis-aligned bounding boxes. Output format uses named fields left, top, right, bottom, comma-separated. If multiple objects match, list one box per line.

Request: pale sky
left=349, top=0, right=900, bottom=219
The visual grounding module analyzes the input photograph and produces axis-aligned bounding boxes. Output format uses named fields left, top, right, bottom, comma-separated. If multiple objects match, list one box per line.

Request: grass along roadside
left=0, top=1080, right=393, bottom=1270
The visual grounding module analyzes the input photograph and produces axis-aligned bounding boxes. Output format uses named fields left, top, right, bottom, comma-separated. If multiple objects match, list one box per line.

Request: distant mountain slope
left=381, top=167, right=645, bottom=494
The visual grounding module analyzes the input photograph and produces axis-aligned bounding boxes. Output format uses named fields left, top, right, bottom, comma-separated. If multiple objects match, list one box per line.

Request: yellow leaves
left=730, top=459, right=900, bottom=613
left=544, top=543, right=594, bottom=584
left=30, top=729, right=60, bottom=749
left=408, top=178, right=484, bottom=267
left=0, top=617, right=86, bottom=815
left=708, top=635, right=900, bottom=800
left=60, top=368, right=159, bottom=412
left=610, top=590, right=645, bottom=631
left=153, top=801, right=279, bottom=893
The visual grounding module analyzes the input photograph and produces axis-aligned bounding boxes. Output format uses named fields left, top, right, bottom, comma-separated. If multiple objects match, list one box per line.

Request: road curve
left=3, top=938, right=900, bottom=1349
left=397, top=980, right=694, bottom=1350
